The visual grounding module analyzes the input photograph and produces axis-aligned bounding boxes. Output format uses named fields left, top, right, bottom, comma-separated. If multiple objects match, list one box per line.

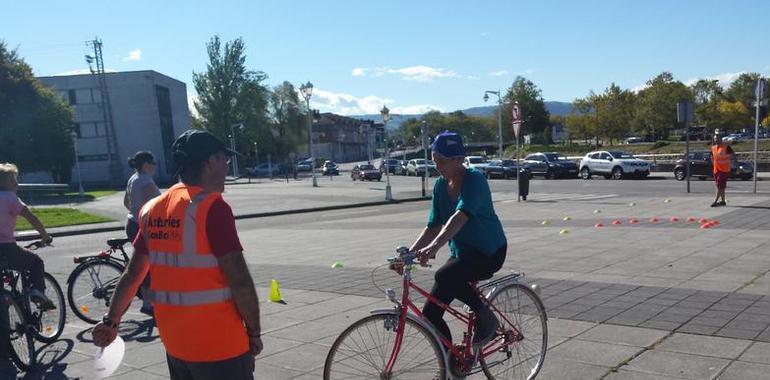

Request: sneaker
left=28, top=289, right=56, bottom=311
left=472, top=307, right=499, bottom=348
left=718, top=201, right=726, bottom=206
left=710, top=202, right=720, bottom=207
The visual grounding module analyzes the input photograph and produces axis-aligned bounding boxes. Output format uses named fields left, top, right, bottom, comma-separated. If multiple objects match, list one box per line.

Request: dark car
left=379, top=159, right=401, bottom=175
left=296, top=158, right=314, bottom=172
left=351, top=163, right=382, bottom=181
left=322, top=160, right=339, bottom=176
left=674, top=151, right=753, bottom=181
left=522, top=152, right=579, bottom=179
left=485, top=159, right=518, bottom=179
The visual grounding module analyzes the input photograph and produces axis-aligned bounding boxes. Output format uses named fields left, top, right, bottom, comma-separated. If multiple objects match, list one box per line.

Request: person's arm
left=123, top=190, right=130, bottom=211
left=19, top=207, right=50, bottom=242
left=416, top=210, right=469, bottom=264
left=218, top=251, right=263, bottom=357
left=409, top=225, right=441, bottom=253
left=92, top=252, right=150, bottom=346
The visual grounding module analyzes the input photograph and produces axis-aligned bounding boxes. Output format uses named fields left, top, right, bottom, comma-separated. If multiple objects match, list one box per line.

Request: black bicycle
left=2, top=240, right=66, bottom=371
left=67, top=238, right=143, bottom=324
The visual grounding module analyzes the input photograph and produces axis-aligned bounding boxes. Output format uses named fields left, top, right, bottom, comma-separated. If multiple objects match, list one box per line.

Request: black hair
left=128, top=151, right=155, bottom=170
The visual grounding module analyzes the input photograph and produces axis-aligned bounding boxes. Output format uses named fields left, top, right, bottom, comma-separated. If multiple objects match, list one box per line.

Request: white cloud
left=684, top=71, right=745, bottom=88
left=124, top=49, right=142, bottom=61
left=53, top=68, right=118, bottom=76
left=308, top=88, right=442, bottom=115
left=488, top=70, right=509, bottom=77
left=467, top=75, right=480, bottom=80
left=351, top=65, right=457, bottom=82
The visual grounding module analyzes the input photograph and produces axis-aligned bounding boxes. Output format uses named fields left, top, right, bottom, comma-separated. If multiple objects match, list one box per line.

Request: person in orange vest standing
left=710, top=131, right=736, bottom=207
left=93, top=130, right=263, bottom=379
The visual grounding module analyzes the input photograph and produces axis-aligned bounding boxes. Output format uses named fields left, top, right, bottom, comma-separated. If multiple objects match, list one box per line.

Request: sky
left=3, top=0, right=769, bottom=116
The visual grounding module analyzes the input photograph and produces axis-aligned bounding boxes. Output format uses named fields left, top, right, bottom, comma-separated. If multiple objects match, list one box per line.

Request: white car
left=463, top=156, right=490, bottom=173
left=406, top=159, right=437, bottom=176
left=579, top=151, right=651, bottom=180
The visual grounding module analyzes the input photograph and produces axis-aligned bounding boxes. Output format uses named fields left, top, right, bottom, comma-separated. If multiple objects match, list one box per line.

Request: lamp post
left=70, top=131, right=84, bottom=196
left=300, top=81, right=318, bottom=187
left=421, top=120, right=428, bottom=197
left=484, top=90, right=504, bottom=159
left=229, top=123, right=243, bottom=177
left=381, top=105, right=393, bottom=201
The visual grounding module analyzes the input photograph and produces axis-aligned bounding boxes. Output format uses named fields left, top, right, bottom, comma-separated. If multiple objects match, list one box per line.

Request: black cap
left=171, top=130, right=234, bottom=169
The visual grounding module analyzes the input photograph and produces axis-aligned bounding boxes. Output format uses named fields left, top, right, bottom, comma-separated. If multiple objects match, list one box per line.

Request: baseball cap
left=171, top=130, right=234, bottom=169
left=431, top=131, right=465, bottom=158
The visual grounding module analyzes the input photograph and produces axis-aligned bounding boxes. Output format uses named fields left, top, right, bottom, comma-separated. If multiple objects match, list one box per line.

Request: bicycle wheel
left=5, top=292, right=35, bottom=371
left=67, top=260, right=124, bottom=324
left=481, top=283, right=547, bottom=380
left=34, top=273, right=66, bottom=342
left=324, top=313, right=446, bottom=380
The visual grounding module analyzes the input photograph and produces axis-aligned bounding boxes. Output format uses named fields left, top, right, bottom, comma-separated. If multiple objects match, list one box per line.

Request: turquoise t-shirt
left=427, top=168, right=507, bottom=259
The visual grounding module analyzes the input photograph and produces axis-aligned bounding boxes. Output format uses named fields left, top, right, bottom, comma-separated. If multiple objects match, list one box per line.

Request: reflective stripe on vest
left=148, top=251, right=219, bottom=268
left=144, top=287, right=232, bottom=306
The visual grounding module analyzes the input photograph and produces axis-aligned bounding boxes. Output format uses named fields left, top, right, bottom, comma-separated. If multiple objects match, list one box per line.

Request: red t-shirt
left=133, top=198, right=242, bottom=257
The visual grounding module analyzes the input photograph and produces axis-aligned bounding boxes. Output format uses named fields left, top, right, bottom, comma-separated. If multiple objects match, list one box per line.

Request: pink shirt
left=0, top=191, right=25, bottom=243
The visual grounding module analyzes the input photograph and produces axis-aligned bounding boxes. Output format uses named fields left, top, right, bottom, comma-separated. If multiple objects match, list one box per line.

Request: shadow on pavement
left=21, top=339, right=74, bottom=380
left=75, top=318, right=159, bottom=345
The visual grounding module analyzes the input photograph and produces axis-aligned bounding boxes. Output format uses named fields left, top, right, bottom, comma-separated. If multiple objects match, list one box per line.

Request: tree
left=192, top=36, right=270, bottom=157
left=596, top=83, right=636, bottom=143
left=691, top=79, right=724, bottom=132
left=0, top=41, right=74, bottom=182
left=269, top=81, right=308, bottom=159
left=634, top=72, right=692, bottom=141
left=565, top=97, right=596, bottom=144
left=501, top=76, right=551, bottom=144
left=718, top=100, right=753, bottom=129
left=725, top=73, right=763, bottom=109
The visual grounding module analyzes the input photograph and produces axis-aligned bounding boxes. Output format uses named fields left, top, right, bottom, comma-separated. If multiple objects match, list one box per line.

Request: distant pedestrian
left=124, top=151, right=161, bottom=315
left=710, top=132, right=736, bottom=207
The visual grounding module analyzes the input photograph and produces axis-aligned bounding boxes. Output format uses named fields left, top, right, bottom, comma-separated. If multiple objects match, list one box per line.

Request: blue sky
left=4, top=0, right=769, bottom=116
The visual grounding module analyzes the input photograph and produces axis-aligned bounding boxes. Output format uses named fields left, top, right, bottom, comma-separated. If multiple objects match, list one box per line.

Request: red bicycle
left=323, top=247, right=548, bottom=379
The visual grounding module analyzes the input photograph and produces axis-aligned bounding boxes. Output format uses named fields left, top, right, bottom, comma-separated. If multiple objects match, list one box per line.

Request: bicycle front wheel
left=481, top=283, right=548, bottom=380
left=34, top=273, right=66, bottom=342
left=5, top=292, right=35, bottom=371
left=324, top=313, right=446, bottom=380
left=67, top=260, right=124, bottom=324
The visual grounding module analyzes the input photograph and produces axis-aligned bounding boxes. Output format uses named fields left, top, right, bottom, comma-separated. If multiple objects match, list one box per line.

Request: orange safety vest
left=139, top=183, right=248, bottom=362
left=711, top=144, right=731, bottom=174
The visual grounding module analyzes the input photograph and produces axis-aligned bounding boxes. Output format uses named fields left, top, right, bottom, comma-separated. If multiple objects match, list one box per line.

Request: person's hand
left=416, top=244, right=438, bottom=266
left=92, top=322, right=118, bottom=347
left=248, top=335, right=263, bottom=357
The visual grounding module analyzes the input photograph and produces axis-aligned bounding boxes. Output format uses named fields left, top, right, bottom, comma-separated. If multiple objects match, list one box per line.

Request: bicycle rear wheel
left=481, top=283, right=547, bottom=380
left=34, top=273, right=66, bottom=342
left=4, top=292, right=35, bottom=371
left=323, top=313, right=446, bottom=380
left=67, top=260, right=124, bottom=324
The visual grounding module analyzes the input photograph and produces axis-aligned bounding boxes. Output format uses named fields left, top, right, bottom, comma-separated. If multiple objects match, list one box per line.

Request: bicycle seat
left=107, top=238, right=131, bottom=248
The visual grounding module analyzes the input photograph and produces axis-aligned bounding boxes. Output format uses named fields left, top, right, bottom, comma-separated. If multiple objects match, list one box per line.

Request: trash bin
left=518, top=168, right=530, bottom=200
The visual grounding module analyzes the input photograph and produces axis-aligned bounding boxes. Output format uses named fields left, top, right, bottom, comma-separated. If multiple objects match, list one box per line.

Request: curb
left=15, top=196, right=431, bottom=241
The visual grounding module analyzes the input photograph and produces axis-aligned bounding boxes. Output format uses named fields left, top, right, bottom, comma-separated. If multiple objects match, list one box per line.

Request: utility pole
left=85, top=37, right=122, bottom=186
left=754, top=78, right=767, bottom=194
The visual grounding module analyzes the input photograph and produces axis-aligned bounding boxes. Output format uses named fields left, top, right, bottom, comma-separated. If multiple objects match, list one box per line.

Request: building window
left=78, top=154, right=118, bottom=162
left=68, top=89, right=77, bottom=105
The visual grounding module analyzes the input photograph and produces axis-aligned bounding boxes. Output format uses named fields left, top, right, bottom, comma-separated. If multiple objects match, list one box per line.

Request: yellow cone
left=331, top=261, right=343, bottom=269
left=629, top=202, right=636, bottom=206
left=593, top=209, right=601, bottom=214
left=541, top=220, right=550, bottom=225
left=269, top=279, right=286, bottom=304
left=559, top=229, right=569, bottom=235
left=664, top=199, right=671, bottom=203
left=563, top=216, right=571, bottom=221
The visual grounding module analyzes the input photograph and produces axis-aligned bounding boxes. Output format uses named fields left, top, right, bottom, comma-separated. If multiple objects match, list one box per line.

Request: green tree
left=501, top=76, right=551, bottom=144
left=596, top=83, right=636, bottom=143
left=192, top=35, right=270, bottom=157
left=565, top=97, right=596, bottom=144
left=269, top=81, right=307, bottom=159
left=0, top=41, right=74, bottom=182
left=718, top=100, right=753, bottom=129
left=725, top=73, right=763, bottom=108
left=634, top=72, right=692, bottom=141
left=691, top=79, right=724, bottom=132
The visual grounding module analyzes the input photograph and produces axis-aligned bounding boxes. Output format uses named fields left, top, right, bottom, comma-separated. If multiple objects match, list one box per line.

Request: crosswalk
left=501, top=192, right=619, bottom=203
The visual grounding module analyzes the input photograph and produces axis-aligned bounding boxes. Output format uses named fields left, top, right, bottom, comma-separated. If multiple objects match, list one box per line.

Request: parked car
left=463, top=156, right=490, bottom=174
left=723, top=133, right=750, bottom=142
left=296, top=158, right=314, bottom=172
left=579, top=151, right=651, bottom=180
left=673, top=151, right=753, bottom=181
left=379, top=159, right=401, bottom=175
left=322, top=160, right=339, bottom=176
left=248, top=163, right=281, bottom=177
left=522, top=152, right=579, bottom=179
left=351, top=163, right=382, bottom=181
left=485, top=159, right=518, bottom=179
left=624, top=137, right=644, bottom=144
left=406, top=159, right=438, bottom=177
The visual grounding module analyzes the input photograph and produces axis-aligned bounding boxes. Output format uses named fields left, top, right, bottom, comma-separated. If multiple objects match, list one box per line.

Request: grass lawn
left=66, top=190, right=118, bottom=198
left=16, top=208, right=113, bottom=231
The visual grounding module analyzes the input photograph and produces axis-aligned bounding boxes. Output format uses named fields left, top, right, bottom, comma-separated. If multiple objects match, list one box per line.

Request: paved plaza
left=12, top=175, right=770, bottom=379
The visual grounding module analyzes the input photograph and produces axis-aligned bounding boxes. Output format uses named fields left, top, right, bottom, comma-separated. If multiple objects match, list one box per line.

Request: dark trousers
left=166, top=352, right=254, bottom=380
left=422, top=245, right=506, bottom=342
left=0, top=291, right=9, bottom=358
left=126, top=220, right=152, bottom=295
left=0, top=243, right=46, bottom=291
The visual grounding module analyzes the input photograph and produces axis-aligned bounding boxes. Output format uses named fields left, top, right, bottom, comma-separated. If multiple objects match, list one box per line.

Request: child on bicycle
left=0, top=163, right=54, bottom=310
left=410, top=132, right=507, bottom=349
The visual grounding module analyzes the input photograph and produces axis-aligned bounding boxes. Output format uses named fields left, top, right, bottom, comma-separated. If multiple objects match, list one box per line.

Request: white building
left=37, top=70, right=189, bottom=185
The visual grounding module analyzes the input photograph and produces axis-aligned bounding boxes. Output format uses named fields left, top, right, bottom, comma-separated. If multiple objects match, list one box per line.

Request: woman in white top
left=123, top=151, right=161, bottom=315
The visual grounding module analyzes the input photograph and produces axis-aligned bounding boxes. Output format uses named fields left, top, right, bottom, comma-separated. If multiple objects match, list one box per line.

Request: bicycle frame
left=383, top=261, right=525, bottom=376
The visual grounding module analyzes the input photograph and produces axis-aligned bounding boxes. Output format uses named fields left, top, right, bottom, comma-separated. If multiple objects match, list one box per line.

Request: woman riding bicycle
left=410, top=131, right=507, bottom=348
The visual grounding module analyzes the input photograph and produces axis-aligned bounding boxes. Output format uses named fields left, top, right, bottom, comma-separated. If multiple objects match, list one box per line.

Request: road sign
left=512, top=102, right=521, bottom=123
left=677, top=102, right=694, bottom=124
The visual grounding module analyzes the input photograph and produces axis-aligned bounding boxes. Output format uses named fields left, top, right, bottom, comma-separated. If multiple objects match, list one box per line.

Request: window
left=599, top=153, right=611, bottom=160
left=68, top=89, right=77, bottom=105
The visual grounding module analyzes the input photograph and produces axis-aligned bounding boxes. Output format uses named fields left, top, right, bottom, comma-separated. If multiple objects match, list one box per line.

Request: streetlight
left=299, top=81, right=318, bottom=187
left=484, top=90, right=504, bottom=159
left=229, top=123, right=243, bottom=177
left=421, top=120, right=428, bottom=197
left=70, top=131, right=84, bottom=196
left=381, top=105, right=393, bottom=201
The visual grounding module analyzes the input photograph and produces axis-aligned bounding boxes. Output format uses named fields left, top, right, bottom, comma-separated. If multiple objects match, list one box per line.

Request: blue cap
left=431, top=131, right=465, bottom=158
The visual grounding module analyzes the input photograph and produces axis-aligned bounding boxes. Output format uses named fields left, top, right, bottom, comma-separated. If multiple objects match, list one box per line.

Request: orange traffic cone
left=612, top=220, right=622, bottom=225
left=629, top=218, right=639, bottom=224
left=670, top=217, right=679, bottom=223
left=649, top=217, right=659, bottom=224
left=686, top=216, right=696, bottom=223
left=698, top=217, right=707, bottom=223
left=595, top=223, right=604, bottom=228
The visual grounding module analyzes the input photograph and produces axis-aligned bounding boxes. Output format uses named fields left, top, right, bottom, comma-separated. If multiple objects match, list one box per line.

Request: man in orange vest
left=93, top=130, right=263, bottom=379
left=710, top=131, right=736, bottom=207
